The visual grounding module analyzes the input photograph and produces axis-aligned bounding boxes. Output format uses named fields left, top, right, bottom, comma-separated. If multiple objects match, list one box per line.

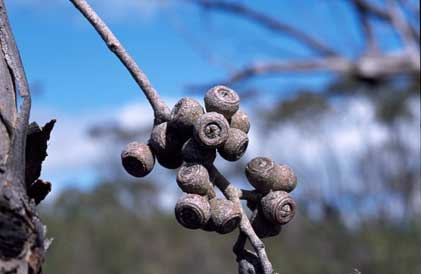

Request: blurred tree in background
left=41, top=0, right=420, bottom=273
left=41, top=180, right=421, bottom=274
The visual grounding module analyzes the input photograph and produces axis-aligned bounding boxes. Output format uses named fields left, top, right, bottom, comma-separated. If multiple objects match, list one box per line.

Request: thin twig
left=351, top=0, right=391, bottom=20
left=187, top=0, right=338, bottom=56
left=386, top=0, right=419, bottom=53
left=188, top=51, right=421, bottom=90
left=351, top=0, right=419, bottom=41
left=351, top=0, right=380, bottom=54
left=209, top=165, right=273, bottom=274
left=239, top=189, right=261, bottom=202
left=68, top=0, right=171, bottom=124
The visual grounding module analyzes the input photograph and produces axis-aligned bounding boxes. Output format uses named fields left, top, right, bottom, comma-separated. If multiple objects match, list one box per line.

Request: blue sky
left=8, top=1, right=220, bottom=113
left=7, top=0, right=373, bottom=114
left=3, top=1, right=419, bottom=212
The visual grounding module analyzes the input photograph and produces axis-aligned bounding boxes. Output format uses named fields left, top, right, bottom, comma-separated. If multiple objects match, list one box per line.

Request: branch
left=387, top=0, right=419, bottom=52
left=230, top=57, right=351, bottom=83
left=188, top=57, right=350, bottom=88
left=351, top=0, right=419, bottom=43
left=209, top=165, right=274, bottom=274
left=351, top=0, right=391, bottom=20
left=189, top=51, right=420, bottom=89
left=69, top=0, right=171, bottom=124
left=239, top=189, right=261, bottom=202
left=187, top=0, right=338, bottom=56
left=351, top=0, right=380, bottom=54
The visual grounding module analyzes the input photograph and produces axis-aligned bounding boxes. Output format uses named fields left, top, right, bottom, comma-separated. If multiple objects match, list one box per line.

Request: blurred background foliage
left=36, top=0, right=420, bottom=273
left=41, top=180, right=421, bottom=274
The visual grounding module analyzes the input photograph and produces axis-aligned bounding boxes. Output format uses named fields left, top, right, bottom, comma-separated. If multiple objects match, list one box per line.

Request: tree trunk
left=0, top=1, right=53, bottom=273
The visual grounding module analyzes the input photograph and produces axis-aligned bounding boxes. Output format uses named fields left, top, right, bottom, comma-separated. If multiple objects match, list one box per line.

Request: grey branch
left=69, top=0, right=171, bottom=124
left=209, top=165, right=274, bottom=274
left=351, top=0, right=380, bottom=54
left=187, top=0, right=338, bottom=56
left=185, top=0, right=419, bottom=90
left=193, top=52, right=419, bottom=87
left=351, top=0, right=419, bottom=42
left=386, top=0, right=419, bottom=53
left=351, top=0, right=391, bottom=20
left=239, top=189, right=261, bottom=202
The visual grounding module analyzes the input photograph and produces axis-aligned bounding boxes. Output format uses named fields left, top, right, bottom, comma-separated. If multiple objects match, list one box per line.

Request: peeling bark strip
left=0, top=1, right=54, bottom=273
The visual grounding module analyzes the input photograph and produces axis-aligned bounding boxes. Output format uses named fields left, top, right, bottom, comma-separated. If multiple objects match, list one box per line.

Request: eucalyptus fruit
left=260, top=191, right=296, bottom=225
left=68, top=0, right=303, bottom=269
left=149, top=122, right=183, bottom=169
left=251, top=208, right=282, bottom=238
left=230, top=109, right=250, bottom=133
left=204, top=85, right=240, bottom=119
left=175, top=194, right=211, bottom=229
left=246, top=157, right=297, bottom=194
left=218, top=128, right=249, bottom=161
left=277, top=164, right=297, bottom=192
left=121, top=142, right=155, bottom=177
left=176, top=163, right=213, bottom=196
left=207, top=198, right=242, bottom=234
left=119, top=84, right=298, bottom=274
left=194, top=112, right=230, bottom=148
left=169, top=97, right=204, bottom=138
left=181, top=138, right=216, bottom=166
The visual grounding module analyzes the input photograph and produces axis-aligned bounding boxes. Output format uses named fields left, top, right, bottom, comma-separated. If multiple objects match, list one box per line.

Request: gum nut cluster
left=121, top=85, right=296, bottom=236
left=245, top=157, right=298, bottom=237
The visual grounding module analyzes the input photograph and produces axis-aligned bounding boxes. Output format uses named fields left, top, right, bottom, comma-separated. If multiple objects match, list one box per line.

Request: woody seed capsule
left=149, top=122, right=183, bottom=169
left=218, top=128, right=249, bottom=161
left=251, top=208, right=282, bottom=238
left=169, top=97, right=204, bottom=139
left=260, top=191, right=296, bottom=225
left=230, top=109, right=250, bottom=133
left=204, top=85, right=240, bottom=120
left=194, top=112, right=229, bottom=148
left=246, top=157, right=296, bottom=194
left=207, top=198, right=242, bottom=234
left=275, top=164, right=297, bottom=192
left=181, top=138, right=216, bottom=167
left=121, top=142, right=155, bottom=177
left=175, top=194, right=211, bottom=229
left=176, top=163, right=213, bottom=196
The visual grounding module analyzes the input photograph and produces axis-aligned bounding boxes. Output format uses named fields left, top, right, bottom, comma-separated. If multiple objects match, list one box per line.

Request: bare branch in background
left=189, top=52, right=418, bottom=89
left=223, top=57, right=351, bottom=85
left=185, top=0, right=420, bottom=89
left=351, top=0, right=380, bottom=54
left=351, top=0, right=392, bottom=20
left=387, top=0, right=419, bottom=53
left=187, top=0, right=339, bottom=56
left=351, top=0, right=419, bottom=42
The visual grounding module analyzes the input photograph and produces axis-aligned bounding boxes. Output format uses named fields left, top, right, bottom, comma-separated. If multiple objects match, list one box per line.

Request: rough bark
left=0, top=1, right=53, bottom=273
